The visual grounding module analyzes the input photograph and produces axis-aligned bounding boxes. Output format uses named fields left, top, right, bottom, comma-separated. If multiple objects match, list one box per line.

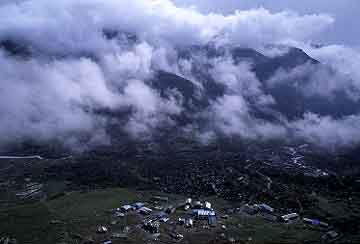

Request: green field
left=0, top=188, right=140, bottom=244
left=0, top=187, right=357, bottom=244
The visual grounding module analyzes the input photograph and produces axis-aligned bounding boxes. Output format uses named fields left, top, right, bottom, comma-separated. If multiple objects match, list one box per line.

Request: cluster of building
left=95, top=201, right=158, bottom=244
left=95, top=196, right=341, bottom=244
left=143, top=198, right=218, bottom=237
left=118, top=202, right=149, bottom=214
left=105, top=196, right=219, bottom=241
left=242, top=202, right=340, bottom=241
left=190, top=199, right=217, bottom=226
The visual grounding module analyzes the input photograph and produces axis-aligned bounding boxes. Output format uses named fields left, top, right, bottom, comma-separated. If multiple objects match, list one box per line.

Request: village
left=65, top=193, right=342, bottom=244
left=0, top=144, right=358, bottom=244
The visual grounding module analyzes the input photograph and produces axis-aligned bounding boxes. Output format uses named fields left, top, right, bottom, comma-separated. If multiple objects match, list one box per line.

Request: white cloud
left=0, top=0, right=359, bottom=151
left=0, top=0, right=334, bottom=53
left=0, top=39, right=182, bottom=149
left=210, top=57, right=274, bottom=105
left=266, top=43, right=360, bottom=102
left=123, top=79, right=182, bottom=137
left=307, top=45, right=360, bottom=87
left=290, top=113, right=360, bottom=149
left=0, top=52, right=112, bottom=149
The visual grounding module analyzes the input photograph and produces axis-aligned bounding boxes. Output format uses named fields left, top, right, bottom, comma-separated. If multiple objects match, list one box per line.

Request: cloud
left=197, top=42, right=360, bottom=148
left=290, top=113, right=360, bottom=149
left=0, top=0, right=358, bottom=151
left=209, top=57, right=274, bottom=105
left=0, top=52, right=112, bottom=150
left=306, top=45, right=360, bottom=88
left=0, top=38, right=183, bottom=150
left=122, top=79, right=183, bottom=137
left=267, top=62, right=360, bottom=102
left=0, top=0, right=334, bottom=52
left=264, top=42, right=360, bottom=106
left=173, top=0, right=360, bottom=46
left=206, top=56, right=284, bottom=139
left=211, top=94, right=286, bottom=139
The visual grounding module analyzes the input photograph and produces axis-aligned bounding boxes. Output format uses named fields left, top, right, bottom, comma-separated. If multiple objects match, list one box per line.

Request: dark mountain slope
left=253, top=47, right=319, bottom=81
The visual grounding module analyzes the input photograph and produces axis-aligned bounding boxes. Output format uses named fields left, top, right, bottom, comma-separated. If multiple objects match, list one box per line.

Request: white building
left=139, top=207, right=153, bottom=215
left=204, top=201, right=212, bottom=210
left=281, top=213, right=299, bottom=222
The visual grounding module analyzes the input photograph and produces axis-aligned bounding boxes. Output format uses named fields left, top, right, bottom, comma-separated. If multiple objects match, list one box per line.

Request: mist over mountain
left=1, top=0, right=360, bottom=153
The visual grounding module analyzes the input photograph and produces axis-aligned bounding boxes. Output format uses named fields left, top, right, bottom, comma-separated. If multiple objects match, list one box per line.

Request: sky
left=173, top=0, right=360, bottom=47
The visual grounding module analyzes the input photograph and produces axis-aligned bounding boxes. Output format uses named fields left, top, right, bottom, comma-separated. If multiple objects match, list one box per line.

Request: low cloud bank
left=0, top=0, right=359, bottom=151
